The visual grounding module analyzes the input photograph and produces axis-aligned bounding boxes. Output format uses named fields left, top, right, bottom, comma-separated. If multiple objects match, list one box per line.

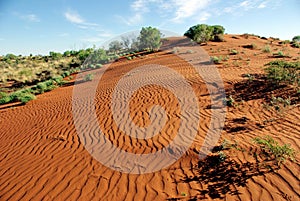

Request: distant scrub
left=184, top=24, right=225, bottom=43
left=291, top=35, right=300, bottom=48
left=265, top=60, right=300, bottom=87
left=83, top=73, right=94, bottom=82
left=262, top=45, right=271, bottom=53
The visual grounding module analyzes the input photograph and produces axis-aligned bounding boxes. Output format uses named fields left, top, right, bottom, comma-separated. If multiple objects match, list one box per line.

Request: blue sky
left=0, top=0, right=299, bottom=55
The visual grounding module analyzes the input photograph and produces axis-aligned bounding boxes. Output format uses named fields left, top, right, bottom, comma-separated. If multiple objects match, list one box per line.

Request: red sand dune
left=0, top=36, right=299, bottom=200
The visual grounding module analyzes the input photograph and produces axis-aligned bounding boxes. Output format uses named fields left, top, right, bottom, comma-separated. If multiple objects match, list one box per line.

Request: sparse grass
left=272, top=51, right=285, bottom=58
left=230, top=49, right=239, bottom=55
left=186, top=49, right=194, bottom=54
left=265, top=60, right=300, bottom=87
left=83, top=73, right=94, bottom=82
left=172, top=47, right=179, bottom=54
left=245, top=73, right=255, bottom=82
left=217, top=151, right=227, bottom=163
left=232, top=61, right=240, bottom=67
left=210, top=56, right=222, bottom=64
left=262, top=45, right=271, bottom=53
left=223, top=95, right=235, bottom=107
left=253, top=136, right=295, bottom=166
left=265, top=96, right=291, bottom=112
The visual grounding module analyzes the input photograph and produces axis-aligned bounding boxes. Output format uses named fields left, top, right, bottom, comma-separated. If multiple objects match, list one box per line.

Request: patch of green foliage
left=253, top=136, right=295, bottom=166
left=265, top=60, right=300, bottom=87
left=83, top=73, right=94, bottom=82
left=18, top=92, right=36, bottom=104
left=262, top=45, right=271, bottom=53
left=230, top=49, right=239, bottom=55
left=210, top=56, right=224, bottom=64
left=138, top=26, right=162, bottom=51
left=291, top=36, right=300, bottom=48
left=223, top=95, right=235, bottom=107
left=184, top=24, right=225, bottom=43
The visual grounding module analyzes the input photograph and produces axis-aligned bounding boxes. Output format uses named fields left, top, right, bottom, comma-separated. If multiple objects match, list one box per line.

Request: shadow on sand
left=168, top=154, right=278, bottom=200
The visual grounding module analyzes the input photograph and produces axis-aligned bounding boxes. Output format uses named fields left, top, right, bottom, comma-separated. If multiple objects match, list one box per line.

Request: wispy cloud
left=59, top=33, right=69, bottom=37
left=118, top=0, right=212, bottom=25
left=14, top=12, right=40, bottom=22
left=116, top=13, right=142, bottom=26
left=22, top=14, right=40, bottom=22
left=258, top=1, right=267, bottom=8
left=119, top=0, right=278, bottom=26
left=64, top=10, right=84, bottom=24
left=224, top=0, right=273, bottom=14
left=64, top=9, right=98, bottom=29
left=171, top=0, right=211, bottom=22
left=81, top=31, right=114, bottom=43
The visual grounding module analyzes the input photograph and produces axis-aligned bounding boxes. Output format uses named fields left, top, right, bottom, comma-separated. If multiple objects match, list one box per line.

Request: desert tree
left=138, top=26, right=162, bottom=51
left=108, top=40, right=123, bottom=53
left=121, top=36, right=131, bottom=50
left=184, top=24, right=225, bottom=43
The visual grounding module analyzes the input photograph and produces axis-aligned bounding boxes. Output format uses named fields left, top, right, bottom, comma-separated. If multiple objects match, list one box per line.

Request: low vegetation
left=291, top=35, right=300, bottom=48
left=253, top=136, right=295, bottom=166
left=265, top=60, right=300, bottom=87
left=0, top=26, right=164, bottom=105
left=83, top=74, right=94, bottom=82
left=184, top=24, right=225, bottom=43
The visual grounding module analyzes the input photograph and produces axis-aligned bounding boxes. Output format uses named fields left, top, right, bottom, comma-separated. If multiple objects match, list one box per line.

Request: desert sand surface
left=0, top=35, right=299, bottom=200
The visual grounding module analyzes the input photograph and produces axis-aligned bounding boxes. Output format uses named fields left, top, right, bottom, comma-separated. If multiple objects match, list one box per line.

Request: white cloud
left=64, top=10, right=98, bottom=29
left=81, top=31, right=114, bottom=43
left=218, top=0, right=275, bottom=15
left=116, top=13, right=142, bottom=26
left=119, top=0, right=276, bottom=26
left=81, top=37, right=104, bottom=43
left=258, top=2, right=267, bottom=8
left=24, top=14, right=40, bottom=22
left=196, top=12, right=211, bottom=22
left=171, top=0, right=211, bottom=22
left=64, top=10, right=84, bottom=24
left=121, top=0, right=211, bottom=25
left=14, top=12, right=40, bottom=22
left=59, top=33, right=69, bottom=37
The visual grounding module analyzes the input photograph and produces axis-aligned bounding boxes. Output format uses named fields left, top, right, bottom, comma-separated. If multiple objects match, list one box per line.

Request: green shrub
left=0, top=92, right=8, bottom=99
left=291, top=36, right=300, bottom=48
left=265, top=60, right=300, bottom=86
left=184, top=24, right=225, bottom=43
left=62, top=71, right=70, bottom=78
left=83, top=73, right=94, bottom=82
left=37, top=82, right=48, bottom=93
left=253, top=136, right=295, bottom=165
left=292, top=35, right=300, bottom=43
left=223, top=95, right=235, bottom=107
left=95, top=64, right=103, bottom=68
left=230, top=49, right=239, bottom=55
left=52, top=76, right=64, bottom=86
left=292, top=42, right=300, bottom=48
left=138, top=26, right=162, bottom=51
left=262, top=45, right=271, bottom=53
left=210, top=56, right=222, bottom=64
left=269, top=96, right=291, bottom=111
left=0, top=92, right=12, bottom=105
left=18, top=93, right=36, bottom=104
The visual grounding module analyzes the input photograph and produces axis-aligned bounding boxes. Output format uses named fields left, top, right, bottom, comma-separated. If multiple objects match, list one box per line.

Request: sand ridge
left=0, top=35, right=299, bottom=200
